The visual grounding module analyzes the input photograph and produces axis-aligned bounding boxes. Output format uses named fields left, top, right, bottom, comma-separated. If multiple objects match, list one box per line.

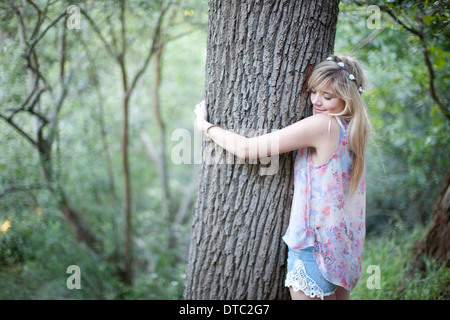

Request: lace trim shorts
left=285, top=246, right=337, bottom=300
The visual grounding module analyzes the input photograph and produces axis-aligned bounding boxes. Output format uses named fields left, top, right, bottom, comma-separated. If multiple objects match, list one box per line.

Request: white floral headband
left=326, top=56, right=364, bottom=94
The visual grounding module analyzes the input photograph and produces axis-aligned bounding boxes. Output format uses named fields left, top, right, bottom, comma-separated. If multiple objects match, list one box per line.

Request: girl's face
left=310, top=84, right=345, bottom=115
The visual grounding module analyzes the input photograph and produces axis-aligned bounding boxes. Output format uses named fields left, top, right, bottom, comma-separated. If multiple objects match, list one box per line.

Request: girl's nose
left=312, top=95, right=321, bottom=105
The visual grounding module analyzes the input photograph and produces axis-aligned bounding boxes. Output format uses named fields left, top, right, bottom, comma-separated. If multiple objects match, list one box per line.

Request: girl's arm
left=195, top=100, right=330, bottom=160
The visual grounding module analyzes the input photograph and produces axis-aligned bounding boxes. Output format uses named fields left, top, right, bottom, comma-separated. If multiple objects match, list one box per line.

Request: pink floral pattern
left=283, top=118, right=366, bottom=291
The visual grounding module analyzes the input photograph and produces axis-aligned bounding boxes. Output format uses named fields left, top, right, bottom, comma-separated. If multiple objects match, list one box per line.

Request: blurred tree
left=80, top=0, right=173, bottom=285
left=184, top=0, right=340, bottom=299
left=0, top=1, right=101, bottom=251
left=78, top=0, right=207, bottom=284
left=413, top=171, right=450, bottom=270
left=0, top=0, right=206, bottom=290
left=347, top=0, right=449, bottom=119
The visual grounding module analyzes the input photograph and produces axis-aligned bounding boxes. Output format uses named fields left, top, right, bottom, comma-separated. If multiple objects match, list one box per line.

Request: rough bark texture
left=184, top=0, right=339, bottom=300
left=412, top=169, right=450, bottom=270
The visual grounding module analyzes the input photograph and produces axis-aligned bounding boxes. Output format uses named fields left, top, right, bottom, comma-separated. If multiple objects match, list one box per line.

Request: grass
left=351, top=223, right=449, bottom=300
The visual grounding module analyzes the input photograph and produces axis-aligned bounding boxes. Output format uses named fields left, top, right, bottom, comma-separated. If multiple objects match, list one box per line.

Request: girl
left=194, top=55, right=371, bottom=300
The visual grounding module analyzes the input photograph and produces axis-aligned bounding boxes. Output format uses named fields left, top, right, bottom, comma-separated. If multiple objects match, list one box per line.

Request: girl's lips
left=314, top=108, right=325, bottom=114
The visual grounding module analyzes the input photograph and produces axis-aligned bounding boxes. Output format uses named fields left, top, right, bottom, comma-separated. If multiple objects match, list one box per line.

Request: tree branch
left=0, top=182, right=52, bottom=198
left=80, top=7, right=118, bottom=60
left=47, top=64, right=75, bottom=148
left=0, top=113, right=38, bottom=147
left=419, top=37, right=450, bottom=121
left=349, top=0, right=450, bottom=121
left=127, top=1, right=172, bottom=97
left=25, top=11, right=67, bottom=63
left=350, top=26, right=385, bottom=53
left=377, top=3, right=421, bottom=37
left=6, top=86, right=50, bottom=123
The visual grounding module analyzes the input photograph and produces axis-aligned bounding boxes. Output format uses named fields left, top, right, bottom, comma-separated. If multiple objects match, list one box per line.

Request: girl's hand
left=194, top=100, right=209, bottom=131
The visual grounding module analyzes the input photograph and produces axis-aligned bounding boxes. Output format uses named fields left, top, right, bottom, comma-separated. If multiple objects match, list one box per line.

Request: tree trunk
left=9, top=5, right=102, bottom=253
left=412, top=169, right=450, bottom=270
left=184, top=0, right=340, bottom=300
left=59, top=189, right=102, bottom=252
left=120, top=0, right=133, bottom=286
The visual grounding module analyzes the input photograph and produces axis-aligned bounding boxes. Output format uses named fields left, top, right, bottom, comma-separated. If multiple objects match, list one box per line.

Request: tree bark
left=184, top=0, right=339, bottom=300
left=412, top=169, right=450, bottom=270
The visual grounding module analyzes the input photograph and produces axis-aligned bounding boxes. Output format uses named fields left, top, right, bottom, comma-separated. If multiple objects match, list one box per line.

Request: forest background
left=0, top=0, right=448, bottom=299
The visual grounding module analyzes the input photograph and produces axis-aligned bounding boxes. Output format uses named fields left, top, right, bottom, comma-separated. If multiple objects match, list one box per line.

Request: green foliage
left=0, top=0, right=448, bottom=300
left=352, top=223, right=450, bottom=300
left=336, top=1, right=450, bottom=230
left=0, top=0, right=207, bottom=299
left=0, top=205, right=119, bottom=299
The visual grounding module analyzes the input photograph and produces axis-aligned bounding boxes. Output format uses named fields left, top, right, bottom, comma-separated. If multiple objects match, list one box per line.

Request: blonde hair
left=307, top=55, right=372, bottom=194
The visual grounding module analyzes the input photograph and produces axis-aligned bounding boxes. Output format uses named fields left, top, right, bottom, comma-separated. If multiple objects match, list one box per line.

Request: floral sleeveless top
left=282, top=117, right=366, bottom=291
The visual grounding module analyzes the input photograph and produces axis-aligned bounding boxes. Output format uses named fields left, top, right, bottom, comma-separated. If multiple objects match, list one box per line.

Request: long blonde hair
left=308, top=55, right=372, bottom=194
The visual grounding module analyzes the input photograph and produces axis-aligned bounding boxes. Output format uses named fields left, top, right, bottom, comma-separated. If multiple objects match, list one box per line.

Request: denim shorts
left=285, top=246, right=337, bottom=299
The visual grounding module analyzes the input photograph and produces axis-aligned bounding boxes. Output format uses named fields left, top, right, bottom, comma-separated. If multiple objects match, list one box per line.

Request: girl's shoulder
left=302, top=113, right=338, bottom=133
left=276, top=113, right=340, bottom=153
left=302, top=112, right=333, bottom=124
